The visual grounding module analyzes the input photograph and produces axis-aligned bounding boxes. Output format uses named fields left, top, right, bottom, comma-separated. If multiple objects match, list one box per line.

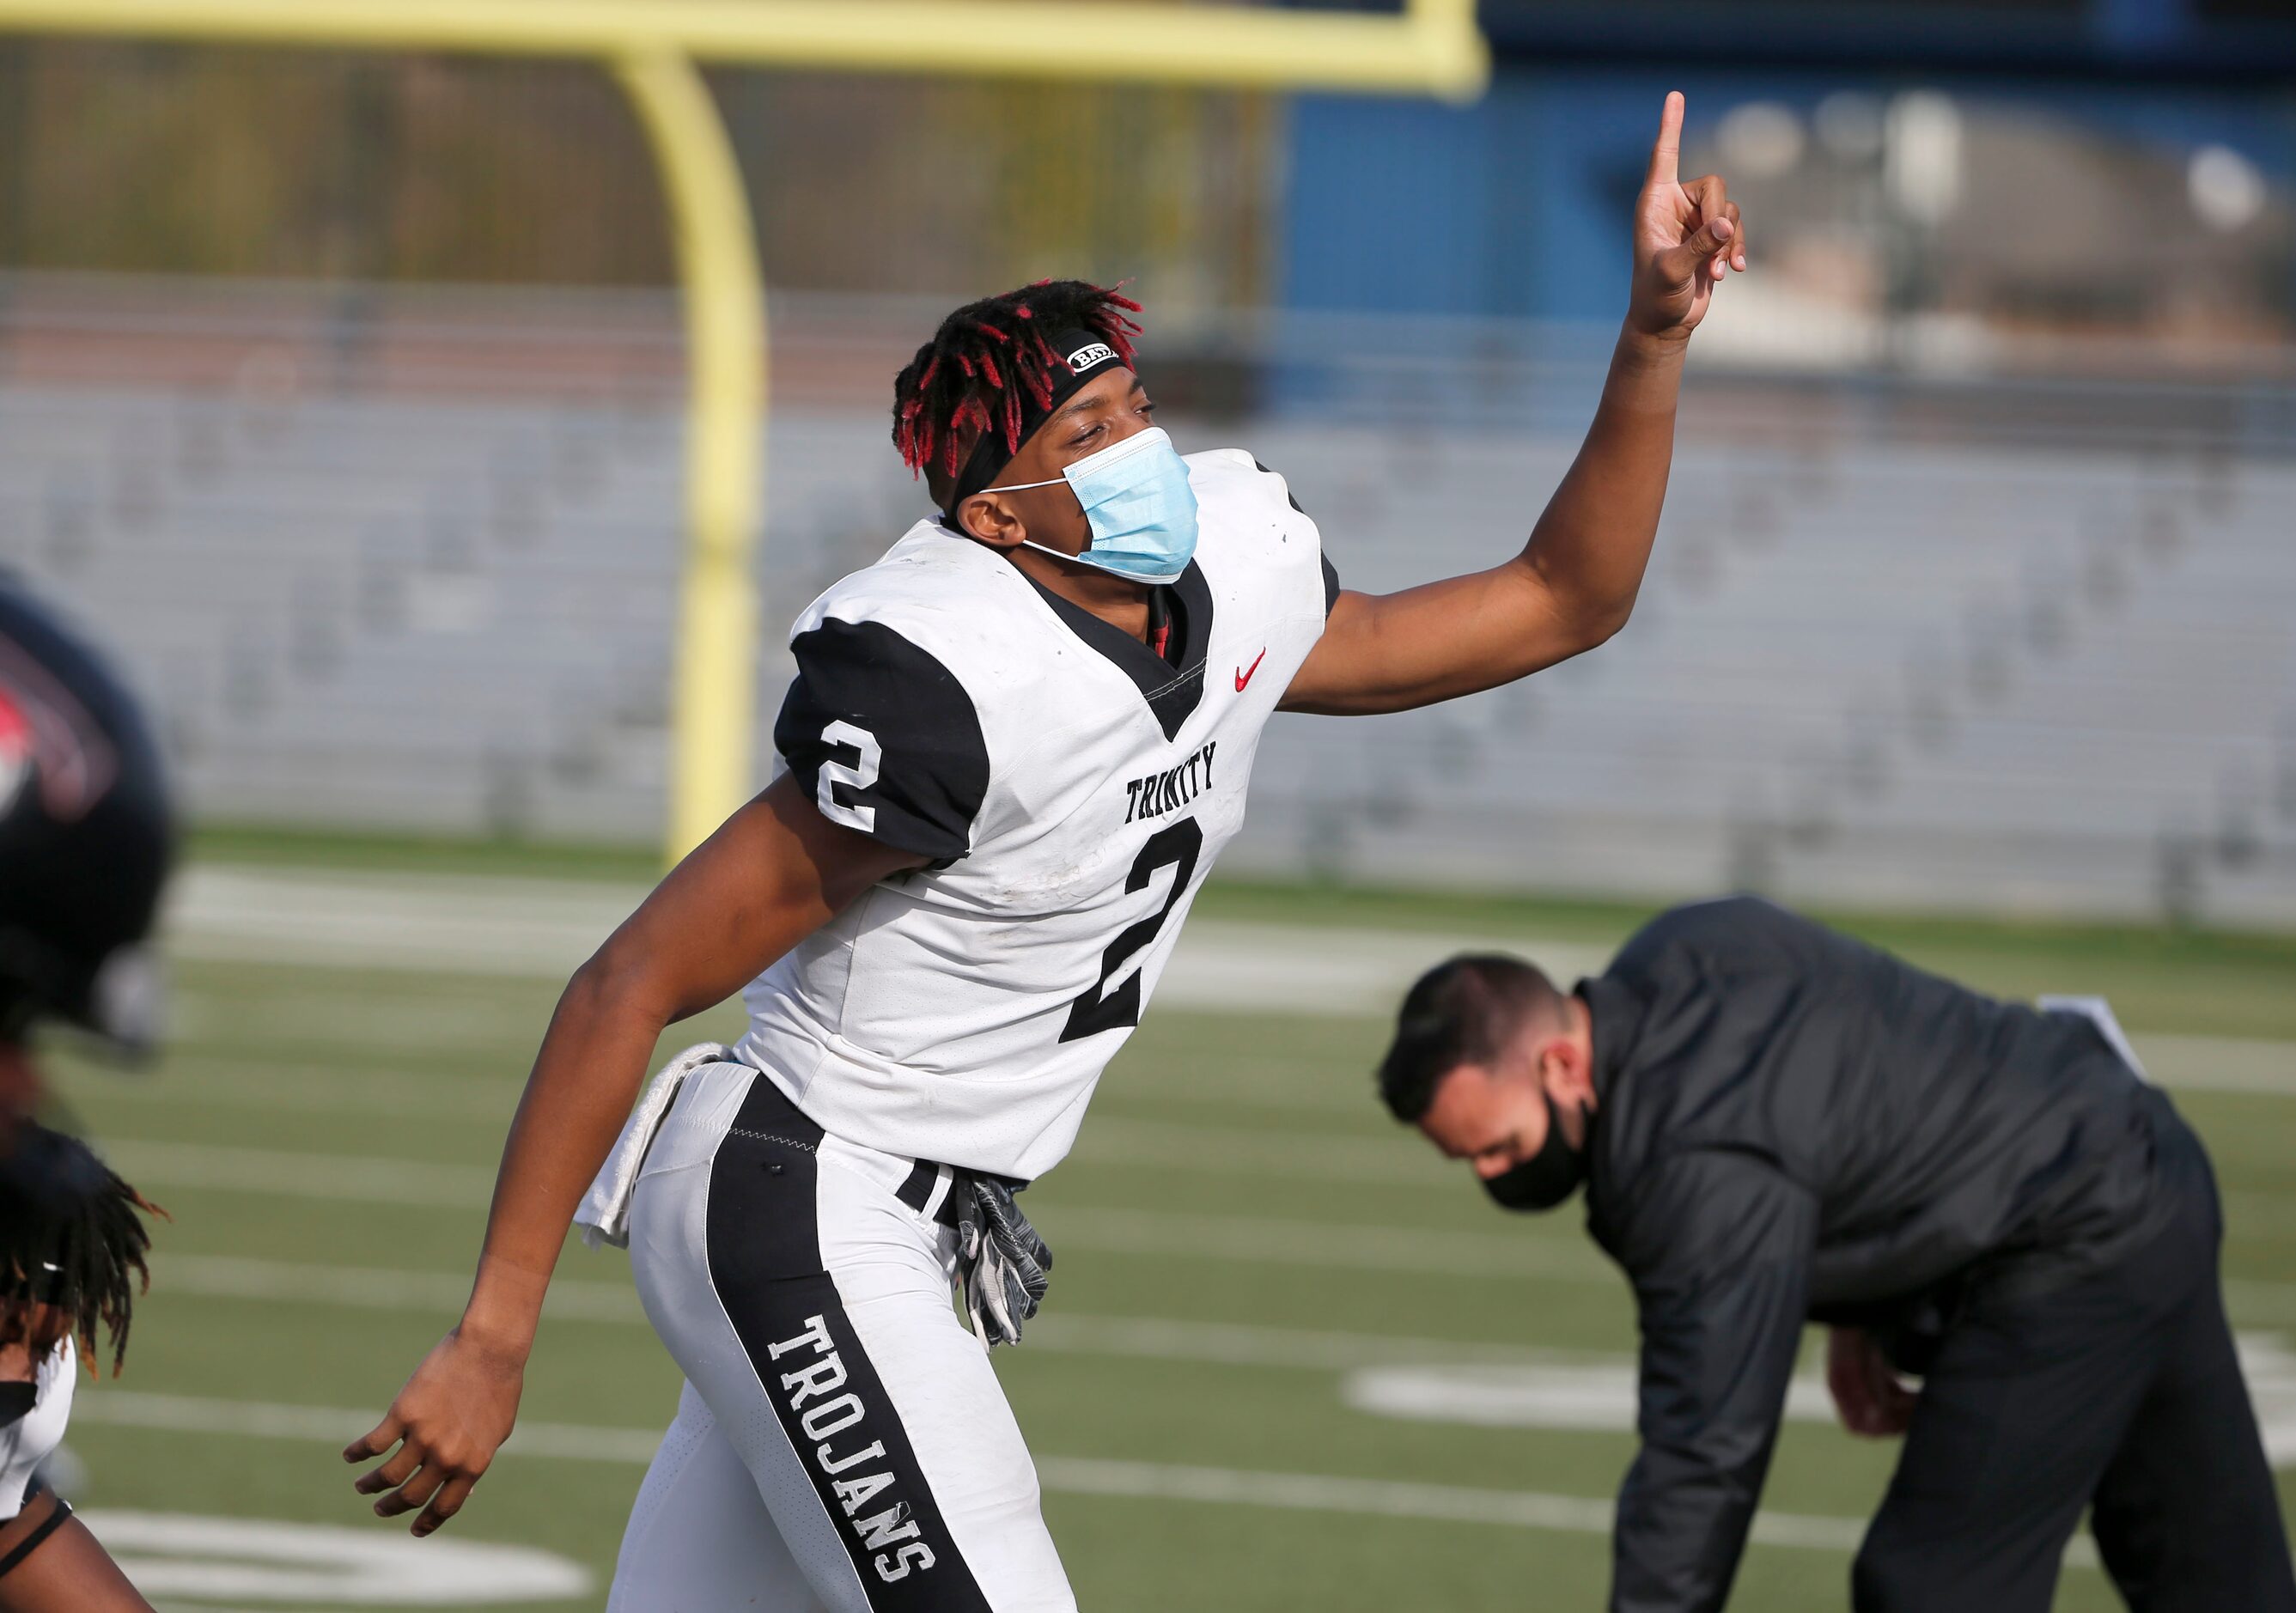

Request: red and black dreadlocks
left=891, top=279, right=1142, bottom=502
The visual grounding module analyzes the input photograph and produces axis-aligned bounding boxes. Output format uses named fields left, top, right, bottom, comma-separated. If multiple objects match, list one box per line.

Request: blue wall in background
left=1280, top=72, right=1647, bottom=323
left=1277, top=66, right=2296, bottom=323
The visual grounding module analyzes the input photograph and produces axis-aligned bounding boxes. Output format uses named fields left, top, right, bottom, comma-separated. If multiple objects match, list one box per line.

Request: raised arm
left=344, top=775, right=923, bottom=1536
left=1280, top=91, right=1745, bottom=717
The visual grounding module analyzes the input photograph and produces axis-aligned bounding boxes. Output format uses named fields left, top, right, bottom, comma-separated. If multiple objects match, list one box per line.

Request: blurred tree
left=0, top=38, right=1276, bottom=308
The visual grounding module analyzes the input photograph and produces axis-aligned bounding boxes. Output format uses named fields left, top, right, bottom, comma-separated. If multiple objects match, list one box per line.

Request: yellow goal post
left=0, top=0, right=1488, bottom=860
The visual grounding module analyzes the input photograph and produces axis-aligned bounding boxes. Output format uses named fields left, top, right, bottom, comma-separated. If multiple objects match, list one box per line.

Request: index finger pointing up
left=1648, top=90, right=1685, bottom=186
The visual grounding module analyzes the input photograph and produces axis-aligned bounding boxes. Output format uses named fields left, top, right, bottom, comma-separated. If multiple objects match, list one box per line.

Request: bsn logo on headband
left=1065, top=342, right=1118, bottom=372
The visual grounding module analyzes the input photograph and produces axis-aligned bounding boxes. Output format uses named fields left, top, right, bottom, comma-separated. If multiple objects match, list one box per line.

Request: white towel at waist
left=573, top=1042, right=732, bottom=1251
left=2038, top=995, right=2148, bottom=1082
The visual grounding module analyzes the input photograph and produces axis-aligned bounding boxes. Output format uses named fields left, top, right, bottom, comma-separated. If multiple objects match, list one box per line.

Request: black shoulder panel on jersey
left=776, top=618, right=990, bottom=862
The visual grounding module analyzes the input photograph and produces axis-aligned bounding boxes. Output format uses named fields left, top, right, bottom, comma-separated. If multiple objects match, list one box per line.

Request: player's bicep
left=1276, top=587, right=1373, bottom=713
left=1278, top=558, right=1581, bottom=716
left=587, top=776, right=923, bottom=1023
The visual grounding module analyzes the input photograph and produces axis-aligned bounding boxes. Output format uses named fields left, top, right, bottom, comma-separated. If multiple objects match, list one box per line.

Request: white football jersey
left=0, top=1336, right=72, bottom=1521
left=737, top=447, right=1334, bottom=1179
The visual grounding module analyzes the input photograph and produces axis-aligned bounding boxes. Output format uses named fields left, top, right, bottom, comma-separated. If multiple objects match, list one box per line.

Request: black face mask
left=1481, top=1091, right=1586, bottom=1213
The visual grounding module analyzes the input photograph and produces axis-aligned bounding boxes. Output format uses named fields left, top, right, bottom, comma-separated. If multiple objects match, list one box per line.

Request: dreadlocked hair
left=891, top=279, right=1143, bottom=502
left=0, top=1122, right=162, bottom=1375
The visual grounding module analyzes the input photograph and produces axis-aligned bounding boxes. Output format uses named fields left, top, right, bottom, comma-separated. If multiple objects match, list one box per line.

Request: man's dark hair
left=1377, top=953, right=1566, bottom=1123
left=889, top=279, right=1142, bottom=504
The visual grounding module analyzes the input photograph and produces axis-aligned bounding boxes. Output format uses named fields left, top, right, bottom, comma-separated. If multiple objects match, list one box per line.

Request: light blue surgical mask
left=990, top=426, right=1199, bottom=586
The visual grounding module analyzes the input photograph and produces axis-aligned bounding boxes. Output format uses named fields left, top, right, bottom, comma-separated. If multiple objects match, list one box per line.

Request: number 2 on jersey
left=815, top=719, right=882, bottom=832
left=1060, top=818, right=1204, bottom=1043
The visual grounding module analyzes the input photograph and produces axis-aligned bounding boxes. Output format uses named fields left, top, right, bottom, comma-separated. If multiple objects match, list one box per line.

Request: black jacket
left=1579, top=897, right=2188, bottom=1613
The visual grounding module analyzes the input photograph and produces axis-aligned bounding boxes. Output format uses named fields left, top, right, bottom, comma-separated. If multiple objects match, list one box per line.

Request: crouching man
left=1377, top=894, right=2293, bottom=1613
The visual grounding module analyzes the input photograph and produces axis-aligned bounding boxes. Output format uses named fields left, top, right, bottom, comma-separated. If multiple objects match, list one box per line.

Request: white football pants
left=607, top=1061, right=1075, bottom=1612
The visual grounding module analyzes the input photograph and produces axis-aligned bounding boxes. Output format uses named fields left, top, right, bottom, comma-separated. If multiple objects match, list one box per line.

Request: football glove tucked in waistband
left=953, top=1174, right=1051, bottom=1348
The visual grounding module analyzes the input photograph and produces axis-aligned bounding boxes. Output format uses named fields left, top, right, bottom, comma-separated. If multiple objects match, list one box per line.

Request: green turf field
left=42, top=840, right=2296, bottom=1611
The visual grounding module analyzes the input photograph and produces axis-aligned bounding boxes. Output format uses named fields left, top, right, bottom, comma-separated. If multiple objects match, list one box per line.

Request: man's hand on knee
left=1828, top=1327, right=1918, bottom=1438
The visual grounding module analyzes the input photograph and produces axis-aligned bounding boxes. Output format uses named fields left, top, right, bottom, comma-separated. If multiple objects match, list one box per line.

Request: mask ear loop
left=949, top=483, right=1045, bottom=550
left=953, top=485, right=1131, bottom=581
left=948, top=468, right=1071, bottom=547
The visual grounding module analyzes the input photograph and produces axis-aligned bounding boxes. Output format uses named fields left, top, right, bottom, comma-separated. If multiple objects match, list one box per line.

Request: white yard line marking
left=73, top=1389, right=1980, bottom=1561
left=2133, top=1034, right=2296, bottom=1097
left=76, top=1391, right=665, bottom=1464
left=141, top=1252, right=2296, bottom=1454
left=1069, top=1116, right=1450, bottom=1186
left=1344, top=1350, right=2296, bottom=1472
left=82, top=1511, right=589, bottom=1606
left=68, top=1050, right=1392, bottom=1127
left=101, top=1138, right=1614, bottom=1280
left=165, top=867, right=2296, bottom=1095
left=82, top=1059, right=518, bottom=1120
left=108, top=1138, right=2296, bottom=1302
left=1347, top=1361, right=1834, bottom=1433
left=1047, top=1205, right=1613, bottom=1281
left=163, top=865, right=1616, bottom=1014
left=101, top=1140, right=499, bottom=1208
left=151, top=1253, right=1609, bottom=1370
left=86, top=1101, right=1453, bottom=1192
left=1024, top=1312, right=1600, bottom=1372
left=166, top=867, right=636, bottom=982
left=158, top=1255, right=643, bottom=1325
left=1032, top=1456, right=1921, bottom=1556
left=1150, top=919, right=1617, bottom=1016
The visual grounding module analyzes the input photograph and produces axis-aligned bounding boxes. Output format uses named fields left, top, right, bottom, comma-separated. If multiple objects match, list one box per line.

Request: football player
left=349, top=93, right=1747, bottom=1610
left=0, top=576, right=173, bottom=1611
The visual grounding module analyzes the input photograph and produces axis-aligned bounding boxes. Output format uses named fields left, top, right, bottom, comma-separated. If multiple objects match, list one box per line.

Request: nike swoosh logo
left=1235, top=648, right=1267, bottom=692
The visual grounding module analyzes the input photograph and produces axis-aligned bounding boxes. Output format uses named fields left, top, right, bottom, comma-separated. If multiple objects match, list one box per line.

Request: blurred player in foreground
left=1380, top=895, right=2295, bottom=1613
left=349, top=93, right=1746, bottom=1610
left=0, top=578, right=172, bottom=1611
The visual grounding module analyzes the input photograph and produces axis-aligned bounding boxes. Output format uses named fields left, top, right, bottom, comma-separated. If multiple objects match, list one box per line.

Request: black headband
left=943, top=328, right=1130, bottom=519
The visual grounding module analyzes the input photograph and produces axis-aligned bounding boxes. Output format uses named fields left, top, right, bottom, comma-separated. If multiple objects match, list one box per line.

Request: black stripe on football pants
left=703, top=1078, right=994, bottom=1611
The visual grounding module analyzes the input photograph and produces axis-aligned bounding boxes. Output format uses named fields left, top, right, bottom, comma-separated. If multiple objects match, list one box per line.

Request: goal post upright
left=0, top=0, right=1488, bottom=861
left=612, top=51, right=766, bottom=862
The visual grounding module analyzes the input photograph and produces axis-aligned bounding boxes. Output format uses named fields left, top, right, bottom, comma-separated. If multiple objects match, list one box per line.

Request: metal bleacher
left=2, top=278, right=2291, bottom=925
left=1240, top=425, right=2296, bottom=924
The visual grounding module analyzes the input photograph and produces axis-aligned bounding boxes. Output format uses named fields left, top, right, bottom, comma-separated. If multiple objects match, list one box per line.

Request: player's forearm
left=457, top=962, right=673, bottom=1357
left=1280, top=326, right=1686, bottom=716
left=1519, top=323, right=1686, bottom=645
left=453, top=784, right=917, bottom=1355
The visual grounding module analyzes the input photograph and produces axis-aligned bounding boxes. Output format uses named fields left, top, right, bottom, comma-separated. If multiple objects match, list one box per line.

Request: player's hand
left=1825, top=1326, right=1917, bottom=1438
left=1626, top=91, right=1747, bottom=343
left=344, top=1326, right=527, bottom=1537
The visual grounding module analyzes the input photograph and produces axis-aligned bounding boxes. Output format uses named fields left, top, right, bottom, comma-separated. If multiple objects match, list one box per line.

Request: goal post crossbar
left=0, top=1, right=1489, bottom=97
